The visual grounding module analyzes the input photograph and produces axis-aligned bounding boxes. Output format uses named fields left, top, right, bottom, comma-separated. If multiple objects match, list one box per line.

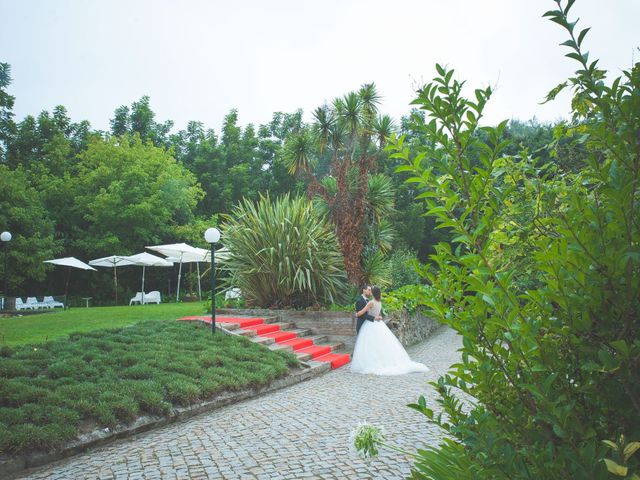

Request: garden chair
left=43, top=296, right=65, bottom=308
left=129, top=292, right=143, bottom=305
left=143, top=291, right=161, bottom=304
left=15, top=298, right=31, bottom=310
left=26, top=297, right=43, bottom=309
left=225, top=288, right=242, bottom=300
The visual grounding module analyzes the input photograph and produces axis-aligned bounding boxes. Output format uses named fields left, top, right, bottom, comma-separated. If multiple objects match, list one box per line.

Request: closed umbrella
left=88, top=255, right=137, bottom=304
left=43, top=257, right=97, bottom=300
left=123, top=252, right=173, bottom=304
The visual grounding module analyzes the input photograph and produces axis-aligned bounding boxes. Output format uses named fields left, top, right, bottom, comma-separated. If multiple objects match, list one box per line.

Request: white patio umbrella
left=123, top=252, right=173, bottom=304
left=43, top=257, right=97, bottom=298
left=147, top=243, right=212, bottom=301
left=89, top=255, right=137, bottom=304
left=164, top=247, right=212, bottom=300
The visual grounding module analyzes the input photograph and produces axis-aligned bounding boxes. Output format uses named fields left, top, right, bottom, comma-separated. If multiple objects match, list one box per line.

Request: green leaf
left=624, top=442, right=640, bottom=462
left=603, top=459, right=628, bottom=476
left=577, top=27, right=590, bottom=46
left=481, top=294, right=495, bottom=307
left=553, top=424, right=566, bottom=438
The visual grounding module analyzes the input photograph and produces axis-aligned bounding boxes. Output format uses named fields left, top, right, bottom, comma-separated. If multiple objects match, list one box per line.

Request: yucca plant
left=220, top=193, right=348, bottom=308
left=361, top=246, right=391, bottom=288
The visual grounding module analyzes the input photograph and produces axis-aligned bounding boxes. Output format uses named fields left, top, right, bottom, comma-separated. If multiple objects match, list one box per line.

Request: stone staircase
left=178, top=315, right=351, bottom=369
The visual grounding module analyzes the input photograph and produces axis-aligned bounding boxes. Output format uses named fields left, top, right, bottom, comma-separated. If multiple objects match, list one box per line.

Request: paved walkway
left=19, top=327, right=461, bottom=480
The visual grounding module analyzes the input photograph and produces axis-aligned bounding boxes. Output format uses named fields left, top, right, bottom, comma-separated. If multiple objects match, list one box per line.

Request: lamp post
left=1, top=231, right=11, bottom=308
left=204, top=227, right=220, bottom=334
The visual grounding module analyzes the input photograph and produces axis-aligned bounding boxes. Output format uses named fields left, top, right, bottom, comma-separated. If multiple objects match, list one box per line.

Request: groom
left=355, top=285, right=374, bottom=334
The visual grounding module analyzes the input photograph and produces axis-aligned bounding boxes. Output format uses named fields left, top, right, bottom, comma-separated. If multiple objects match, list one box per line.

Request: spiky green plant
left=221, top=194, right=348, bottom=308
left=361, top=247, right=391, bottom=288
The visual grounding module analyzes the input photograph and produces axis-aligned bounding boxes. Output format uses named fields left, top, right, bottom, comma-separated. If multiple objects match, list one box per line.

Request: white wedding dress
left=350, top=300, right=430, bottom=375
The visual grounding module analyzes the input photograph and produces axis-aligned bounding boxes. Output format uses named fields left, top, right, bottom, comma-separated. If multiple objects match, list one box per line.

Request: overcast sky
left=1, top=1, right=638, bottom=134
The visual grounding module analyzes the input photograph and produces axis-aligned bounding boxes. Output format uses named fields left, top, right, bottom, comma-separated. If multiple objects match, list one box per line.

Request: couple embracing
left=350, top=285, right=429, bottom=375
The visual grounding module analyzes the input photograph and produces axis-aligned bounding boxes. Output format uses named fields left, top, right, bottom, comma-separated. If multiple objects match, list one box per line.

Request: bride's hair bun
left=372, top=286, right=381, bottom=301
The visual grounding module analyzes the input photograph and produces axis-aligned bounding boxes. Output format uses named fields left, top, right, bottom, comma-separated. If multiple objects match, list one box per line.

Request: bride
left=350, top=286, right=429, bottom=375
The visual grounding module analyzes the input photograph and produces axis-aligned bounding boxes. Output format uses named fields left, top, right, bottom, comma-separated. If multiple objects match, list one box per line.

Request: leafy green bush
left=387, top=248, right=421, bottom=290
left=221, top=193, right=348, bottom=308
left=383, top=284, right=435, bottom=314
left=385, top=2, right=640, bottom=478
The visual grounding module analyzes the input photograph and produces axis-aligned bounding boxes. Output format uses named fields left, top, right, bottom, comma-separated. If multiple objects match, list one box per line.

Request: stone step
left=295, top=351, right=313, bottom=362
left=217, top=316, right=264, bottom=328
left=261, top=316, right=281, bottom=324
left=320, top=341, right=344, bottom=352
left=314, top=352, right=351, bottom=369
left=306, top=334, right=328, bottom=345
left=250, top=335, right=275, bottom=345
left=243, top=323, right=281, bottom=335
left=261, top=330, right=297, bottom=342
left=218, top=322, right=240, bottom=331
left=289, top=328, right=313, bottom=338
left=279, top=337, right=313, bottom=351
left=268, top=343, right=294, bottom=353
left=297, top=344, right=332, bottom=359
left=237, top=329, right=256, bottom=337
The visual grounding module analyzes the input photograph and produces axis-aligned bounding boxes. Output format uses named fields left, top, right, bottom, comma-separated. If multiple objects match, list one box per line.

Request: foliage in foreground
left=383, top=2, right=640, bottom=478
left=221, top=193, right=348, bottom=308
left=0, top=320, right=297, bottom=453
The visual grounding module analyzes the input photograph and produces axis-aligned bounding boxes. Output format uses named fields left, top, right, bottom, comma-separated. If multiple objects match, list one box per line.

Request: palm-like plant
left=283, top=127, right=314, bottom=176
left=314, top=173, right=397, bottom=252
left=361, top=247, right=391, bottom=288
left=221, top=193, right=348, bottom=308
left=284, top=85, right=397, bottom=285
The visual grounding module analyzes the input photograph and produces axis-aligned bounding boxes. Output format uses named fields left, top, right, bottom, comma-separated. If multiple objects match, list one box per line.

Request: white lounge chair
left=43, top=296, right=65, bottom=308
left=143, top=291, right=161, bottom=304
left=225, top=288, right=242, bottom=300
left=15, top=298, right=31, bottom=310
left=129, top=292, right=144, bottom=305
left=26, top=297, right=44, bottom=309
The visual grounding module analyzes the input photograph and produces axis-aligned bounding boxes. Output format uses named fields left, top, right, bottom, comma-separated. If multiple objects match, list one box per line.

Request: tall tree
left=284, top=83, right=395, bottom=285
left=0, top=62, right=16, bottom=163
left=68, top=135, right=203, bottom=256
left=109, top=96, right=173, bottom=148
left=0, top=165, right=62, bottom=294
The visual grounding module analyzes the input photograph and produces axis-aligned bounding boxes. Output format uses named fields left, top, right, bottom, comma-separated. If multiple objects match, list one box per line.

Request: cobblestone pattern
left=17, top=327, right=460, bottom=480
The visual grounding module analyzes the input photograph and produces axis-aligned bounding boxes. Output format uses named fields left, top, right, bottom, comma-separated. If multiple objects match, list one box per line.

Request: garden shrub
left=383, top=284, right=435, bottom=314
left=384, top=2, right=640, bottom=478
left=387, top=247, right=421, bottom=290
left=221, top=193, right=348, bottom=308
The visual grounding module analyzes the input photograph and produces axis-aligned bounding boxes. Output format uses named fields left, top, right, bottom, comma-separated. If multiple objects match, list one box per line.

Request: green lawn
left=0, top=302, right=210, bottom=346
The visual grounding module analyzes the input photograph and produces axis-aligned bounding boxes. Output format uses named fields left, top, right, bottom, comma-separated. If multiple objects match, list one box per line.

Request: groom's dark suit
left=355, top=294, right=375, bottom=334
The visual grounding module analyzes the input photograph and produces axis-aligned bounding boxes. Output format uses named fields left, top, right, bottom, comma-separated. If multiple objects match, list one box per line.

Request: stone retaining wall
left=217, top=308, right=440, bottom=351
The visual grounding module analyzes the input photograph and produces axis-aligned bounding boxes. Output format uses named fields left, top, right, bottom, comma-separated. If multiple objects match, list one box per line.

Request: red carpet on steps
left=313, top=353, right=351, bottom=369
left=278, top=337, right=313, bottom=351
left=177, top=315, right=350, bottom=369
left=243, top=323, right=281, bottom=335
left=297, top=345, right=331, bottom=359
left=261, top=331, right=297, bottom=342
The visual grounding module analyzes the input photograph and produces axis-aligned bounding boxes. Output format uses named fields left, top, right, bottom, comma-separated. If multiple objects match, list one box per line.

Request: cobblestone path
left=19, top=327, right=461, bottom=480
